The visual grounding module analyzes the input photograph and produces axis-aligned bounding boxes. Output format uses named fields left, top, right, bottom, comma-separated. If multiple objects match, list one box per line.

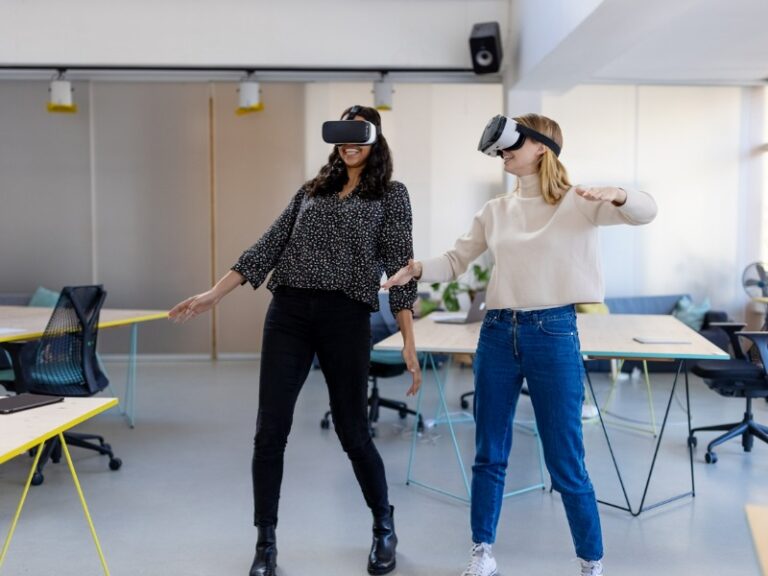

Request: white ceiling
left=516, top=0, right=768, bottom=89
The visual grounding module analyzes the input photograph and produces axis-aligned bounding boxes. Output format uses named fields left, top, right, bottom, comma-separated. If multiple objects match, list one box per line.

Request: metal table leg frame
left=406, top=352, right=472, bottom=503
left=0, top=437, right=112, bottom=576
left=503, top=419, right=547, bottom=499
left=122, top=324, right=138, bottom=428
left=584, top=360, right=693, bottom=516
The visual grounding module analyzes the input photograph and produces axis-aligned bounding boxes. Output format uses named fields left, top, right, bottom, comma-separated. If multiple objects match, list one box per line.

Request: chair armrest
left=709, top=322, right=748, bottom=359
left=702, top=311, right=729, bottom=327
left=0, top=341, right=38, bottom=393
left=736, top=332, right=768, bottom=371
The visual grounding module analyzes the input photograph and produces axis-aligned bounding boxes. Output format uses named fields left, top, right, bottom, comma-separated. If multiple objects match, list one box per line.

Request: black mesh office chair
left=689, top=317, right=768, bottom=463
left=0, top=285, right=121, bottom=485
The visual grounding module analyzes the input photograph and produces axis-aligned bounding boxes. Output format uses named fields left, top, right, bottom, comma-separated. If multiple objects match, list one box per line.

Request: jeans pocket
left=537, top=317, right=576, bottom=337
left=481, top=311, right=498, bottom=328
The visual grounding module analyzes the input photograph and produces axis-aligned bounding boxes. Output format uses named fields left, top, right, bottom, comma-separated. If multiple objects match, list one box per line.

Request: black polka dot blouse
left=231, top=181, right=417, bottom=316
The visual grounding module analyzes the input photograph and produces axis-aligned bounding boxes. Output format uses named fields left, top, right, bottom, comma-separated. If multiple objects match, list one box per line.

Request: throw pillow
left=672, top=295, right=710, bottom=331
left=28, top=286, right=60, bottom=308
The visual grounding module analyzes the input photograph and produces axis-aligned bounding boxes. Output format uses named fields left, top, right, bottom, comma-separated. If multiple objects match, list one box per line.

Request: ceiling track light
left=373, top=75, right=394, bottom=111
left=236, top=73, right=264, bottom=115
left=47, top=70, right=77, bottom=114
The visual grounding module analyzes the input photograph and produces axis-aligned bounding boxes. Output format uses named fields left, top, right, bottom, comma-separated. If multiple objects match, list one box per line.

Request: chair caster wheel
left=31, top=472, right=44, bottom=486
left=109, top=458, right=122, bottom=471
left=417, top=419, right=425, bottom=433
left=687, top=436, right=697, bottom=448
left=398, top=410, right=408, bottom=419
left=705, top=452, right=718, bottom=464
left=320, top=418, right=330, bottom=430
left=460, top=399, right=469, bottom=409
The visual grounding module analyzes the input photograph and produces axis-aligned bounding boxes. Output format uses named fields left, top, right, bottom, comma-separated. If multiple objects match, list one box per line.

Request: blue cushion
left=28, top=286, right=60, bottom=308
left=604, top=294, right=688, bottom=316
left=672, top=295, right=711, bottom=332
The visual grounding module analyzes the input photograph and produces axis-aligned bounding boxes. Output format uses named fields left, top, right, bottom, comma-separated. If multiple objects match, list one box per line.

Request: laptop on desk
left=0, top=393, right=64, bottom=414
left=431, top=292, right=487, bottom=324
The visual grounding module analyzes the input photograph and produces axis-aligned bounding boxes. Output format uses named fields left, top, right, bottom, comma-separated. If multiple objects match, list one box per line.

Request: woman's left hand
left=575, top=186, right=627, bottom=205
left=402, top=343, right=422, bottom=396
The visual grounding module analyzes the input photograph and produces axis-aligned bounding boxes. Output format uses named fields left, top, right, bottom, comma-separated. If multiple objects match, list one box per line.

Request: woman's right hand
left=381, top=259, right=422, bottom=289
left=169, top=289, right=219, bottom=323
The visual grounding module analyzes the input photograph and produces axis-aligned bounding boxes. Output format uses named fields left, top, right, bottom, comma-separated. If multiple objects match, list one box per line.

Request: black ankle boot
left=367, top=505, right=397, bottom=575
left=249, top=525, right=277, bottom=576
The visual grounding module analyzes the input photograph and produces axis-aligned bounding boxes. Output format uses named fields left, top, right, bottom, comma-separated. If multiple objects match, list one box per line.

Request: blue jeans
left=471, top=305, right=603, bottom=561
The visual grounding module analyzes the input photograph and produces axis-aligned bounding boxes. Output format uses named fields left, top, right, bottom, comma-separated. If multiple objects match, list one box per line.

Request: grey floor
left=1, top=359, right=767, bottom=576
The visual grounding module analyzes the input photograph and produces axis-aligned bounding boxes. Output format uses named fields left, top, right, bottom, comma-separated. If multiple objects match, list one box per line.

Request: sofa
left=584, top=294, right=729, bottom=373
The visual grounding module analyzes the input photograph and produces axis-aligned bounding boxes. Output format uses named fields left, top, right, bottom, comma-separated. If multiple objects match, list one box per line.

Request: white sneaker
left=579, top=558, right=604, bottom=576
left=461, top=543, right=497, bottom=576
left=581, top=403, right=599, bottom=420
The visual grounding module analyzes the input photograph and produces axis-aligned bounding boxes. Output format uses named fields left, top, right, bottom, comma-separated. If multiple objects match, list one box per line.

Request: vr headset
left=478, top=114, right=561, bottom=157
left=321, top=105, right=378, bottom=146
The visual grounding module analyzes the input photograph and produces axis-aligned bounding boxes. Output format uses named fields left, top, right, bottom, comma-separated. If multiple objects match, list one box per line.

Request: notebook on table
left=0, top=393, right=64, bottom=414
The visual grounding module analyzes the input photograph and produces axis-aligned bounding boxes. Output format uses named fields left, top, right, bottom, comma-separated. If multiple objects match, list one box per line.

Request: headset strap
left=516, top=124, right=561, bottom=157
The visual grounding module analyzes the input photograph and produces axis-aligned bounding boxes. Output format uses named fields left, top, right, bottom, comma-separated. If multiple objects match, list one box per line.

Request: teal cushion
left=0, top=369, right=14, bottom=382
left=28, top=286, right=60, bottom=308
left=672, top=295, right=710, bottom=332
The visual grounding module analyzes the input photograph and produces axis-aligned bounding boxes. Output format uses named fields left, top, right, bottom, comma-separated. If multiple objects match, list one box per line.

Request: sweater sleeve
left=380, top=182, right=418, bottom=315
left=575, top=188, right=658, bottom=227
left=231, top=188, right=305, bottom=289
left=420, top=204, right=489, bottom=282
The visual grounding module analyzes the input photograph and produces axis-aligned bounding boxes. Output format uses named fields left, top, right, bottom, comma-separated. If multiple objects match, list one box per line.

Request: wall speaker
left=469, top=22, right=503, bottom=75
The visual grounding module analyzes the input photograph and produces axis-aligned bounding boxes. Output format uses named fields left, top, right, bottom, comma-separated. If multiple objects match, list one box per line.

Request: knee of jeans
left=253, top=424, right=290, bottom=459
left=337, top=430, right=373, bottom=459
left=549, top=471, right=594, bottom=496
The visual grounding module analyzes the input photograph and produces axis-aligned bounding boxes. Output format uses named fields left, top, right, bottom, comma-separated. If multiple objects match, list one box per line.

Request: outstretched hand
left=168, top=290, right=218, bottom=323
left=575, top=186, right=627, bottom=205
left=382, top=259, right=421, bottom=289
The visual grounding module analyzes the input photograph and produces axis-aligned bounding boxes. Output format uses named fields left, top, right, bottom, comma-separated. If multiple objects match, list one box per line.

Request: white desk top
left=0, top=397, right=118, bottom=464
left=0, top=306, right=168, bottom=343
left=375, top=313, right=730, bottom=361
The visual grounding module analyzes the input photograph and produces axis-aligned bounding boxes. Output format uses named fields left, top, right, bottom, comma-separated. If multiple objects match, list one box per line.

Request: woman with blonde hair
left=384, top=112, right=657, bottom=576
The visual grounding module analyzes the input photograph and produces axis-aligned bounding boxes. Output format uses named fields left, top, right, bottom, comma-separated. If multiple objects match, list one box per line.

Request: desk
left=746, top=504, right=768, bottom=575
left=376, top=313, right=729, bottom=513
left=375, top=317, right=546, bottom=503
left=0, top=306, right=168, bottom=427
left=0, top=396, right=118, bottom=575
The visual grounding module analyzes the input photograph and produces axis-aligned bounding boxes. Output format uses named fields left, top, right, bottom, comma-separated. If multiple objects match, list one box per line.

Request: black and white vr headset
left=478, top=114, right=561, bottom=157
left=322, top=105, right=378, bottom=145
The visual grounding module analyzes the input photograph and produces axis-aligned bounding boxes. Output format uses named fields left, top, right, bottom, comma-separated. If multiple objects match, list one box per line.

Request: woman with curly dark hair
left=170, top=105, right=420, bottom=576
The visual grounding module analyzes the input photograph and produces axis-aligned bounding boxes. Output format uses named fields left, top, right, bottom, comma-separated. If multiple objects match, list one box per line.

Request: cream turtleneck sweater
left=420, top=175, right=658, bottom=310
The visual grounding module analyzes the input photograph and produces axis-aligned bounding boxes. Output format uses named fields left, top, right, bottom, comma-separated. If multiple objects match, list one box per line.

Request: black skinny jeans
left=252, top=287, right=390, bottom=527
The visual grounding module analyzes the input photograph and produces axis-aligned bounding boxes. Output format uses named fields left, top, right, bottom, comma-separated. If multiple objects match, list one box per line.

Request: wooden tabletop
left=0, top=397, right=118, bottom=464
left=375, top=313, right=730, bottom=361
left=746, top=505, right=768, bottom=575
left=0, top=306, right=168, bottom=343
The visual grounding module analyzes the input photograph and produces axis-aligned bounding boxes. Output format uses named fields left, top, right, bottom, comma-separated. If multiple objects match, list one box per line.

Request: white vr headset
left=478, top=115, right=561, bottom=157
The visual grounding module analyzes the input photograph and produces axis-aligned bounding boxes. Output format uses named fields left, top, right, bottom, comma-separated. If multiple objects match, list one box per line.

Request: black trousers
left=252, top=287, right=390, bottom=527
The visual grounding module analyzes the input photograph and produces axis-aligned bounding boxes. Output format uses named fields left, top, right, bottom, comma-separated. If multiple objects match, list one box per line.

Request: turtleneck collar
left=516, top=173, right=542, bottom=198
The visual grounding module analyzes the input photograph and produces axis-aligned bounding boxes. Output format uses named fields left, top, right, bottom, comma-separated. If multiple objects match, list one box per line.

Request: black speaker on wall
left=469, top=21, right=503, bottom=74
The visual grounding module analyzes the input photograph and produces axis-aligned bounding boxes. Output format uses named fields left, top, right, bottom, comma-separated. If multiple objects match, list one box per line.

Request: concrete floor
left=1, top=359, right=766, bottom=575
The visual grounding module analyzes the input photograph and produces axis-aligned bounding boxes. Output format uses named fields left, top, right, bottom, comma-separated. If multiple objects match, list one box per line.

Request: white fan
left=742, top=261, right=768, bottom=298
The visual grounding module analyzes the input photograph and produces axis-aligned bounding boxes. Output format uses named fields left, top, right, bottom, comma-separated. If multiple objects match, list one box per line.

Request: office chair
left=688, top=317, right=768, bottom=463
left=321, top=293, right=424, bottom=437
left=0, top=285, right=122, bottom=485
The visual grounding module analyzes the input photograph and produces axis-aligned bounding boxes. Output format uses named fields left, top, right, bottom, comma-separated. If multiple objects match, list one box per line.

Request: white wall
left=543, top=84, right=750, bottom=317
left=0, top=0, right=508, bottom=69
left=304, top=82, right=504, bottom=260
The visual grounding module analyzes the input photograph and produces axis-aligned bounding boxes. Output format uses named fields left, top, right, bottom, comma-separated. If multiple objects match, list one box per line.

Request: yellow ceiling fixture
left=236, top=73, right=263, bottom=115
left=47, top=71, right=77, bottom=113
left=373, top=75, right=393, bottom=111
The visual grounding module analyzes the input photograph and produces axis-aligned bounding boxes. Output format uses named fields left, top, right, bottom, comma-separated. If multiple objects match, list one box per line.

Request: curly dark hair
left=305, top=105, right=393, bottom=200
